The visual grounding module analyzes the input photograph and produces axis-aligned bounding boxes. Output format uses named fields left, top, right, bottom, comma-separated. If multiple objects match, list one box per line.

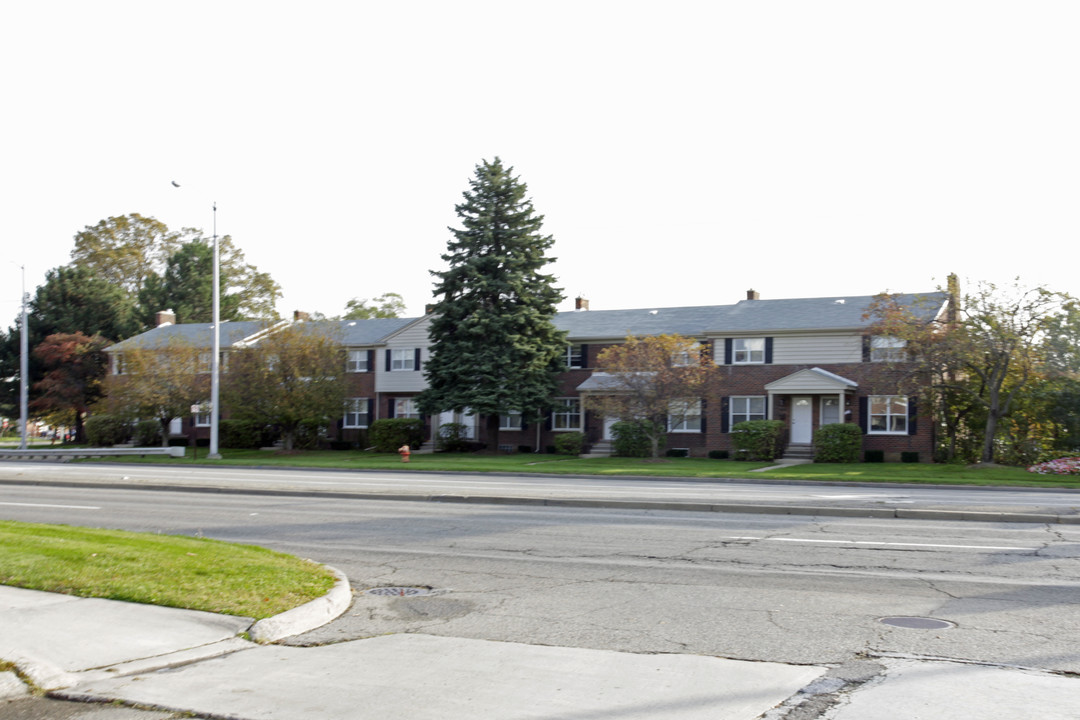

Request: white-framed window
left=194, top=401, right=211, bottom=427
left=733, top=338, right=765, bottom=364
left=869, top=395, right=908, bottom=434
left=871, top=336, right=907, bottom=362
left=499, top=411, right=523, bottom=431
left=266, top=354, right=279, bottom=371
left=344, top=398, right=370, bottom=428
left=821, top=397, right=842, bottom=425
left=551, top=398, right=581, bottom=430
left=566, top=344, right=584, bottom=369
left=198, top=352, right=212, bottom=374
left=668, top=399, right=702, bottom=432
left=111, top=353, right=125, bottom=375
left=347, top=350, right=369, bottom=373
left=393, top=397, right=421, bottom=419
left=390, top=349, right=415, bottom=371
left=731, top=396, right=766, bottom=425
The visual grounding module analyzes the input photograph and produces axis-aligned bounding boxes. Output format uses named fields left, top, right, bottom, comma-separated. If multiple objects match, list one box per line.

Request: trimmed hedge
left=84, top=414, right=130, bottom=447
left=611, top=420, right=656, bottom=458
left=220, top=419, right=267, bottom=449
left=132, top=419, right=162, bottom=447
left=554, top=431, right=584, bottom=455
left=731, top=420, right=785, bottom=461
left=813, top=423, right=862, bottom=463
left=436, top=423, right=472, bottom=453
left=370, top=418, right=425, bottom=452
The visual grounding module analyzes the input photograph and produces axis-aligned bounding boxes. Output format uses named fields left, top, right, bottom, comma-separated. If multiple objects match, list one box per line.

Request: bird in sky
left=171, top=180, right=180, bottom=187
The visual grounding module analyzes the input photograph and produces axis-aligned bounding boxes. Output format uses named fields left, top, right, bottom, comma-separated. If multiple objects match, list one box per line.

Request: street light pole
left=172, top=183, right=222, bottom=459
left=18, top=264, right=28, bottom=450
left=209, top=202, right=221, bottom=459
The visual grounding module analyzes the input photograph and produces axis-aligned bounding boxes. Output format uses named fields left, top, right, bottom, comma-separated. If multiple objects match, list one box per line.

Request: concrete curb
left=3, top=475, right=1078, bottom=524
left=249, top=566, right=352, bottom=643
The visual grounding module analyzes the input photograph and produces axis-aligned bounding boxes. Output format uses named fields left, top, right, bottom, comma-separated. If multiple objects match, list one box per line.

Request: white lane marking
left=764, top=537, right=1028, bottom=551
left=0, top=502, right=101, bottom=510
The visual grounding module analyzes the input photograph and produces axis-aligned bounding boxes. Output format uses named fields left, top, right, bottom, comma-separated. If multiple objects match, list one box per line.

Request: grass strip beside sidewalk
left=0, top=521, right=335, bottom=619
left=81, top=449, right=1080, bottom=488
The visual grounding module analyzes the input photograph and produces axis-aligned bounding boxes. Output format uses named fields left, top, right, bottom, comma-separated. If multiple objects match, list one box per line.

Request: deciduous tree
left=30, top=333, right=110, bottom=443
left=587, top=334, right=719, bottom=458
left=343, top=292, right=407, bottom=320
left=221, top=324, right=345, bottom=451
left=100, top=339, right=208, bottom=446
left=868, top=278, right=1075, bottom=463
left=418, top=158, right=566, bottom=450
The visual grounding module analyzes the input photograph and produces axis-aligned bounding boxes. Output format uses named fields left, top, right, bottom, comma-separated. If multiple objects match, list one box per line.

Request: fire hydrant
left=398, top=444, right=411, bottom=463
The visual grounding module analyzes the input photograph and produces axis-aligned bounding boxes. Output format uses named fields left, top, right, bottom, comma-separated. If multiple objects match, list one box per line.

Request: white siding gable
left=772, top=333, right=862, bottom=365
left=377, top=316, right=432, bottom=392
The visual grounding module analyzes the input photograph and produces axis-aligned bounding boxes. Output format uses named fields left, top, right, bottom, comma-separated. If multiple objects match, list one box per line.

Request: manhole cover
left=365, top=586, right=432, bottom=597
left=879, top=616, right=956, bottom=630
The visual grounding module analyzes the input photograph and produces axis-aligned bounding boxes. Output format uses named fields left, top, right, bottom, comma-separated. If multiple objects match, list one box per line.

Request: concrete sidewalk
left=0, top=584, right=825, bottom=719
left=4, top=584, right=1080, bottom=720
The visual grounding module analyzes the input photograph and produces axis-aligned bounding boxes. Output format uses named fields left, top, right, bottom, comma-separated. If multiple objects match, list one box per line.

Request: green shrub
left=611, top=420, right=657, bottom=458
left=901, top=451, right=920, bottom=463
left=132, top=419, right=162, bottom=447
left=708, top=449, right=729, bottom=459
left=84, top=414, right=130, bottom=447
left=813, top=423, right=862, bottom=463
left=665, top=448, right=689, bottom=458
left=370, top=418, right=425, bottom=452
left=220, top=419, right=265, bottom=449
left=517, top=445, right=534, bottom=454
left=731, top=420, right=785, bottom=461
left=436, top=423, right=472, bottom=453
left=864, top=449, right=885, bottom=463
left=554, top=431, right=584, bottom=455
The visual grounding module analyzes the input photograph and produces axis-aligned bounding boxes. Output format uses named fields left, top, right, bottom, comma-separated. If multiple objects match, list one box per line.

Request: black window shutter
left=386, top=399, right=395, bottom=419
left=861, top=336, right=872, bottom=362
left=907, top=397, right=918, bottom=435
left=367, top=399, right=375, bottom=421
left=414, top=348, right=421, bottom=371
left=545, top=412, right=552, bottom=431
left=385, top=349, right=392, bottom=371
left=720, top=397, right=730, bottom=433
left=764, top=337, right=773, bottom=364
left=580, top=344, right=589, bottom=368
left=724, top=339, right=733, bottom=365
left=367, top=350, right=375, bottom=372
left=858, top=397, right=868, bottom=433
left=699, top=341, right=711, bottom=364
left=699, top=398, right=707, bottom=434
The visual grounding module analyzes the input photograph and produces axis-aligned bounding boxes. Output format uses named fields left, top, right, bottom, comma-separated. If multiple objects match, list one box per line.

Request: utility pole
left=18, top=264, right=28, bottom=450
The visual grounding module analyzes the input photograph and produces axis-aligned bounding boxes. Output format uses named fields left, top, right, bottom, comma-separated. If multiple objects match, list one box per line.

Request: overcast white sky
left=3, top=1, right=1078, bottom=330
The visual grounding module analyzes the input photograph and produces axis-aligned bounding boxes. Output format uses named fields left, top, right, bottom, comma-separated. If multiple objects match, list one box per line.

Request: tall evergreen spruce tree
left=418, top=158, right=567, bottom=450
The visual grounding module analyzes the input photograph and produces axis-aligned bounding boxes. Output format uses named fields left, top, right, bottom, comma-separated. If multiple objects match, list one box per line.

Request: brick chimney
left=155, top=310, right=176, bottom=327
left=575, top=296, right=590, bottom=311
left=746, top=289, right=760, bottom=300
left=293, top=310, right=310, bottom=322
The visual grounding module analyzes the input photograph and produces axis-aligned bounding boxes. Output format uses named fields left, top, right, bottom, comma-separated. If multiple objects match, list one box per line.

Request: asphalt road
left=1, top=461, right=1079, bottom=518
left=2, top=478, right=1078, bottom=679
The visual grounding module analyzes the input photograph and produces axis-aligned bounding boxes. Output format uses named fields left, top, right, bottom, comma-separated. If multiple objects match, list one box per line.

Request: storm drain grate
left=364, top=586, right=433, bottom=597
left=879, top=616, right=956, bottom=630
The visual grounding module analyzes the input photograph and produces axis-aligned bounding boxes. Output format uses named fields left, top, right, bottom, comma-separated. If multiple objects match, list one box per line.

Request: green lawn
left=0, top=520, right=336, bottom=619
left=82, top=448, right=1080, bottom=488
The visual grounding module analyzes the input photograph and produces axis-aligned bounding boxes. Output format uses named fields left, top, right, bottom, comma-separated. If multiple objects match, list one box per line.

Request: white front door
left=603, top=416, right=618, bottom=440
left=791, top=396, right=813, bottom=443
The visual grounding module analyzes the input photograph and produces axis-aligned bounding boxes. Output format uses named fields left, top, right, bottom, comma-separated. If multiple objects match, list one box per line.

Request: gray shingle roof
left=106, top=321, right=270, bottom=352
left=554, top=292, right=947, bottom=340
left=106, top=317, right=418, bottom=352
left=106, top=292, right=947, bottom=351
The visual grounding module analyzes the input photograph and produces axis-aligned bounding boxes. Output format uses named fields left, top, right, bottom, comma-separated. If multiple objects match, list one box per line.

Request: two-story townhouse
left=557, top=290, right=947, bottom=460
left=105, top=289, right=947, bottom=459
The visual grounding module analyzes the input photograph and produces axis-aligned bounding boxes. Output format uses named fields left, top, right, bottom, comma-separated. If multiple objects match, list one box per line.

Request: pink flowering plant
left=1027, top=456, right=1080, bottom=475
